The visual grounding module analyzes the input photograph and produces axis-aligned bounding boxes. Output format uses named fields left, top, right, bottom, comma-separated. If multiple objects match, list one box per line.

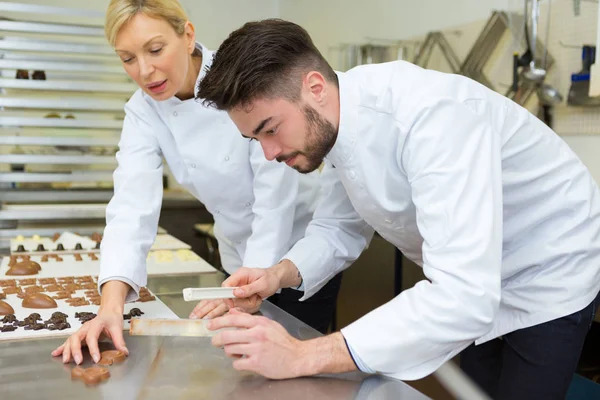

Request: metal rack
left=0, top=2, right=133, bottom=237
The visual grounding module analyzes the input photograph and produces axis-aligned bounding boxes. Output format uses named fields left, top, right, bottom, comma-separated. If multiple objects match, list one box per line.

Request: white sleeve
left=98, top=97, right=164, bottom=302
left=242, top=141, right=302, bottom=268
left=341, top=99, right=503, bottom=380
left=284, top=162, right=374, bottom=300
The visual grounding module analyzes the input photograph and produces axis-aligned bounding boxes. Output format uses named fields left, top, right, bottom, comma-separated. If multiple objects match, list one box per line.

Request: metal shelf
left=0, top=136, right=117, bottom=146
left=0, top=59, right=124, bottom=74
left=0, top=97, right=126, bottom=112
left=0, top=204, right=107, bottom=220
left=0, top=154, right=116, bottom=165
left=0, top=189, right=114, bottom=203
left=0, top=38, right=113, bottom=55
left=0, top=172, right=114, bottom=183
left=0, top=20, right=104, bottom=36
left=0, top=117, right=123, bottom=129
left=0, top=78, right=137, bottom=93
left=0, top=2, right=105, bottom=18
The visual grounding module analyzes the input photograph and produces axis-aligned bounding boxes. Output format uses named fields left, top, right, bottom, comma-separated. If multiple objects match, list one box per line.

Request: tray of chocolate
left=1, top=249, right=216, bottom=279
left=11, top=232, right=191, bottom=255
left=0, top=276, right=177, bottom=341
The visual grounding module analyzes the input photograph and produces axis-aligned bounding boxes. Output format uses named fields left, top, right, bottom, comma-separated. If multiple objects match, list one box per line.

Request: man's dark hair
left=197, top=19, right=338, bottom=110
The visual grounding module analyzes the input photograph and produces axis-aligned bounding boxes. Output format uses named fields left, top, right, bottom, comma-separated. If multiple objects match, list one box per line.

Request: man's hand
left=221, top=259, right=302, bottom=308
left=189, top=297, right=261, bottom=319
left=208, top=309, right=358, bottom=379
left=51, top=309, right=127, bottom=364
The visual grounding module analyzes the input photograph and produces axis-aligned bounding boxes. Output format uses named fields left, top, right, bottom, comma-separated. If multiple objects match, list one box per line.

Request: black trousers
left=268, top=272, right=343, bottom=334
left=461, top=290, right=600, bottom=400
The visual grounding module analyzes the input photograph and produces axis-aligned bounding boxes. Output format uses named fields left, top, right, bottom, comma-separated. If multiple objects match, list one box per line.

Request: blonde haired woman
left=52, top=0, right=353, bottom=365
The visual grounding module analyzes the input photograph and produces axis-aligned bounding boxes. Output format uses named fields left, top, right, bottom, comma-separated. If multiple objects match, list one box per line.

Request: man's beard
left=276, top=105, right=337, bottom=173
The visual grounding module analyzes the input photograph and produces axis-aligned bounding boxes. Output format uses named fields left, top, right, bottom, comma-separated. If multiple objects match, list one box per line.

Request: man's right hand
left=222, top=259, right=302, bottom=308
left=52, top=309, right=127, bottom=364
left=51, top=280, right=130, bottom=364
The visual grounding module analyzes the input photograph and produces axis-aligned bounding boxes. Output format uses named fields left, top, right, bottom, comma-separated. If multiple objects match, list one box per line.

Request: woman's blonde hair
left=105, top=0, right=189, bottom=47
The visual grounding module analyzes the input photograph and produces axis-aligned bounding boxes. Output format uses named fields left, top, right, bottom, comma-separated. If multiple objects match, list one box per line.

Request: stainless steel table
left=0, top=273, right=431, bottom=400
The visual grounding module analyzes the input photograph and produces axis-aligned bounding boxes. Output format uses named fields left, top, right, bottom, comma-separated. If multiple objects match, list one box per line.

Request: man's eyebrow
left=252, top=117, right=273, bottom=135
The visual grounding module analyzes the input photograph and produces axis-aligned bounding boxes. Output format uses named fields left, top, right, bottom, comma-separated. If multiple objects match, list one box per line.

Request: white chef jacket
left=98, top=44, right=322, bottom=300
left=284, top=61, right=600, bottom=380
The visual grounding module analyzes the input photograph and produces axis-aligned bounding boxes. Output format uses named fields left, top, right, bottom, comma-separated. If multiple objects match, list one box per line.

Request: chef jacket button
left=173, top=111, right=178, bottom=116
left=246, top=202, right=251, bottom=207
left=190, top=163, right=196, bottom=168
left=348, top=171, right=356, bottom=180
left=385, top=218, right=392, bottom=224
left=224, top=156, right=230, bottom=161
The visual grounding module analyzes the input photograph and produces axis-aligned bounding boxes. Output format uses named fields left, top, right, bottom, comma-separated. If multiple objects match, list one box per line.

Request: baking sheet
left=0, top=276, right=177, bottom=342
left=1, top=249, right=216, bottom=279
left=10, top=233, right=192, bottom=253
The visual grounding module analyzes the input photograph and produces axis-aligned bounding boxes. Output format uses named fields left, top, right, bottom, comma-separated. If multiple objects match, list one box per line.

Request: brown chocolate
left=20, top=255, right=31, bottom=261
left=38, top=278, right=57, bottom=285
left=0, top=280, right=17, bottom=287
left=2, top=314, right=17, bottom=323
left=43, top=284, right=64, bottom=292
left=24, top=323, right=45, bottom=331
left=52, top=233, right=61, bottom=242
left=97, top=350, right=126, bottom=366
left=0, top=292, right=5, bottom=300
left=6, top=261, right=41, bottom=276
left=0, top=300, right=15, bottom=315
left=80, top=283, right=97, bottom=290
left=57, top=277, right=75, bottom=284
left=88, top=254, right=98, bottom=261
left=19, top=278, right=37, bottom=286
left=3, top=287, right=22, bottom=295
left=82, top=367, right=110, bottom=386
left=71, top=366, right=85, bottom=380
left=63, top=283, right=82, bottom=291
left=24, top=286, right=44, bottom=295
left=55, top=257, right=63, bottom=262
left=138, top=296, right=156, bottom=302
left=22, top=293, right=57, bottom=309
left=74, top=276, right=94, bottom=283
left=52, top=291, right=73, bottom=300
left=74, top=254, right=83, bottom=261
left=0, top=325, right=17, bottom=332
left=75, top=312, right=96, bottom=323
left=91, top=233, right=103, bottom=242
left=40, top=255, right=49, bottom=263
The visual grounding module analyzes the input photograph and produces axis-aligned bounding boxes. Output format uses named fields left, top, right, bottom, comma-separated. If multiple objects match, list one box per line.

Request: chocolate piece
left=43, top=284, right=64, bottom=292
left=74, top=254, right=83, bottom=261
left=63, top=283, right=82, bottom=291
left=0, top=280, right=17, bottom=287
left=24, top=286, right=44, bottom=295
left=22, top=293, right=57, bottom=309
left=40, top=255, right=49, bottom=263
left=74, top=276, right=94, bottom=283
left=95, top=242, right=101, bottom=249
left=53, top=291, right=73, bottom=300
left=88, top=254, right=98, bottom=261
left=97, top=350, right=126, bottom=366
left=0, top=325, right=17, bottom=332
left=0, top=292, right=4, bottom=300
left=15, top=244, right=26, bottom=252
left=71, top=366, right=85, bottom=380
left=55, top=322, right=71, bottom=330
left=24, top=323, right=45, bottom=330
left=21, top=255, right=31, bottom=261
left=80, top=283, right=97, bottom=290
left=129, top=308, right=144, bottom=317
left=6, top=261, right=41, bottom=276
left=66, top=299, right=90, bottom=307
left=8, top=257, right=16, bottom=267
left=3, top=287, right=22, bottom=295
left=52, top=233, right=61, bottom=242
left=52, top=312, right=68, bottom=319
left=82, top=367, right=110, bottom=386
left=84, top=290, right=97, bottom=296
left=55, top=257, right=63, bottom=262
left=19, top=278, right=37, bottom=286
left=38, top=278, right=57, bottom=285
left=32, top=70, right=46, bottom=80
left=26, top=313, right=41, bottom=321
left=74, top=243, right=83, bottom=250
left=138, top=295, right=156, bottom=302
left=55, top=243, right=65, bottom=251
left=2, top=314, right=17, bottom=323
left=16, top=69, right=29, bottom=79
left=91, top=233, right=103, bottom=242
left=0, top=300, right=15, bottom=315
left=89, top=298, right=101, bottom=306
left=75, top=312, right=96, bottom=323
left=36, top=244, right=46, bottom=252
left=57, top=277, right=74, bottom=284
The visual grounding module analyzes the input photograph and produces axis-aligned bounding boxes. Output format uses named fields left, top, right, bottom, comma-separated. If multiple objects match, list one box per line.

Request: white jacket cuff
left=97, top=276, right=141, bottom=303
